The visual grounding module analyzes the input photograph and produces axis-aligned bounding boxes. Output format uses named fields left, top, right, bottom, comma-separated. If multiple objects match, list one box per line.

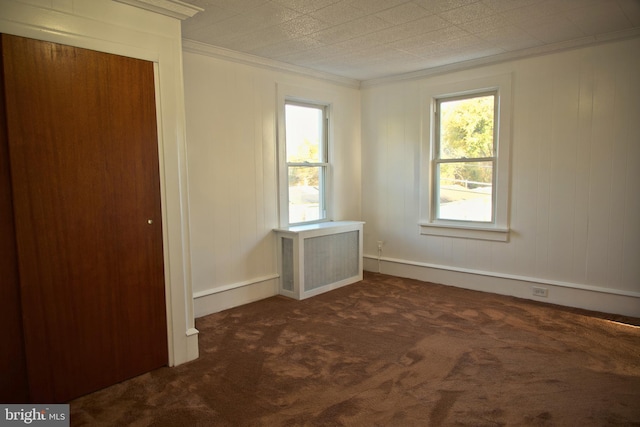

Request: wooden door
left=1, top=34, right=168, bottom=403
left=0, top=40, right=29, bottom=403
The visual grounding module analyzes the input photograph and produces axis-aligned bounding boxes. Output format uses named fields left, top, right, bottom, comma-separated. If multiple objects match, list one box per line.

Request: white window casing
left=419, top=73, right=513, bottom=241
left=277, top=84, right=333, bottom=227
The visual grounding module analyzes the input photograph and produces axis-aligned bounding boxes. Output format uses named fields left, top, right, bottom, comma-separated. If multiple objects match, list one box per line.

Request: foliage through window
left=284, top=101, right=328, bottom=225
left=435, top=92, right=496, bottom=222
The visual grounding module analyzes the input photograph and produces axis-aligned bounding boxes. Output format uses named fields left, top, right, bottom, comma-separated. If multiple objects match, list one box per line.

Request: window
left=434, top=92, right=496, bottom=223
left=281, top=101, right=329, bottom=225
left=420, top=74, right=512, bottom=241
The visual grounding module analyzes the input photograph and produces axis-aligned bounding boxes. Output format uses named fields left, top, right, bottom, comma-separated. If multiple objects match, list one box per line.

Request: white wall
left=361, top=37, right=640, bottom=317
left=0, top=0, right=199, bottom=364
left=183, top=50, right=361, bottom=317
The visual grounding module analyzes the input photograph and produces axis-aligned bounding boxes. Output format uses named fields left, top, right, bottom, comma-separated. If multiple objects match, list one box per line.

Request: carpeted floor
left=70, top=272, right=640, bottom=426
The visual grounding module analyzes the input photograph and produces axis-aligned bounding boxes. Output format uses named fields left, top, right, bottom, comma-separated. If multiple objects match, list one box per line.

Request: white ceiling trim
left=182, top=39, right=361, bottom=89
left=362, top=28, right=640, bottom=88
left=114, top=0, right=202, bottom=20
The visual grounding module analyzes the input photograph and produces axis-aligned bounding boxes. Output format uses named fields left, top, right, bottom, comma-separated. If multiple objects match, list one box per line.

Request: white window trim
left=276, top=84, right=333, bottom=228
left=419, top=73, right=512, bottom=241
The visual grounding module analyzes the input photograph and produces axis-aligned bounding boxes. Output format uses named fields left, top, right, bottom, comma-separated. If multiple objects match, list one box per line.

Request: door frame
left=0, top=0, right=199, bottom=367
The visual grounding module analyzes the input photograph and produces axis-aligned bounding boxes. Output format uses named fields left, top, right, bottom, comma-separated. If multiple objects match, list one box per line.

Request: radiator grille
left=281, top=237, right=294, bottom=292
left=303, top=230, right=359, bottom=291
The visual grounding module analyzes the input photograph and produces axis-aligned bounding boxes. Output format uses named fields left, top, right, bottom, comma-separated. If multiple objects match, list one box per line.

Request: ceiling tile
left=347, top=0, right=412, bottom=14
left=480, top=0, right=543, bottom=13
left=311, top=15, right=391, bottom=44
left=391, top=26, right=470, bottom=54
left=208, top=11, right=267, bottom=35
left=497, top=0, right=560, bottom=25
left=412, top=0, right=482, bottom=14
left=457, top=15, right=512, bottom=34
left=270, top=0, right=341, bottom=14
left=520, top=13, right=586, bottom=43
left=393, top=14, right=451, bottom=38
left=360, top=14, right=450, bottom=46
left=375, top=3, right=431, bottom=26
left=252, top=36, right=323, bottom=58
left=309, top=2, right=367, bottom=26
left=241, top=2, right=301, bottom=28
left=227, top=28, right=291, bottom=53
left=275, top=46, right=347, bottom=68
left=204, top=0, right=270, bottom=13
left=412, top=33, right=490, bottom=57
left=333, top=34, right=390, bottom=52
left=439, top=2, right=501, bottom=24
left=475, top=25, right=543, bottom=51
left=278, top=15, right=332, bottom=37
left=568, top=2, right=634, bottom=34
left=553, top=0, right=608, bottom=12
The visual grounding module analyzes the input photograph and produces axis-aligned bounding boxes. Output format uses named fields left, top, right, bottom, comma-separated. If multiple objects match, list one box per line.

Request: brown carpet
left=70, top=272, right=640, bottom=426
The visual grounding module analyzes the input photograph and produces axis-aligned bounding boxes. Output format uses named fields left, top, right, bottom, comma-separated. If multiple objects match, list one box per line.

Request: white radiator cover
left=275, top=221, right=364, bottom=300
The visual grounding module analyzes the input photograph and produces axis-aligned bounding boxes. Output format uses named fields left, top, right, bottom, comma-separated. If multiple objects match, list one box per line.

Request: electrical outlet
left=377, top=240, right=384, bottom=249
left=532, top=286, right=548, bottom=297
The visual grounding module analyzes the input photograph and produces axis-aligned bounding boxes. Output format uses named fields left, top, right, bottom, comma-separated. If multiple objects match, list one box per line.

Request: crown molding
left=114, top=0, right=202, bottom=20
left=182, top=39, right=361, bottom=89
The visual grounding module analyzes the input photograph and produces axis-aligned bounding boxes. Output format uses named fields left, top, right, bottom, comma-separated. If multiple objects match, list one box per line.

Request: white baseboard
left=364, top=256, right=640, bottom=318
left=193, top=275, right=280, bottom=318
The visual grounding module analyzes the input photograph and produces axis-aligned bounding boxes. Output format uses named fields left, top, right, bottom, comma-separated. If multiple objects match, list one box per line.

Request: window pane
left=437, top=161, right=492, bottom=222
left=439, top=95, right=494, bottom=159
left=285, top=104, right=324, bottom=163
left=288, top=166, right=323, bottom=224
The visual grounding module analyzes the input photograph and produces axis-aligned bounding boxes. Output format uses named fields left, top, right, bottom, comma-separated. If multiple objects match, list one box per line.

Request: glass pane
left=288, top=166, right=324, bottom=224
left=285, top=104, right=324, bottom=163
left=437, top=161, right=493, bottom=222
left=439, top=94, right=494, bottom=159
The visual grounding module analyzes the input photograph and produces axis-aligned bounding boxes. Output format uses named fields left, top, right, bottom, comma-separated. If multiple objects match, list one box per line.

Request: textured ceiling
left=181, top=0, right=640, bottom=81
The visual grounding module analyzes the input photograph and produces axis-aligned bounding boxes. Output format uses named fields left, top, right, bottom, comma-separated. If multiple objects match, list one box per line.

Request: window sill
left=419, top=222, right=509, bottom=242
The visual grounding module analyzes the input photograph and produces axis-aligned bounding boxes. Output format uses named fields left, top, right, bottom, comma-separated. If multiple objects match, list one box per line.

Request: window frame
left=433, top=90, right=498, bottom=223
left=419, top=74, right=512, bottom=241
left=284, top=100, right=329, bottom=226
left=277, top=85, right=333, bottom=228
